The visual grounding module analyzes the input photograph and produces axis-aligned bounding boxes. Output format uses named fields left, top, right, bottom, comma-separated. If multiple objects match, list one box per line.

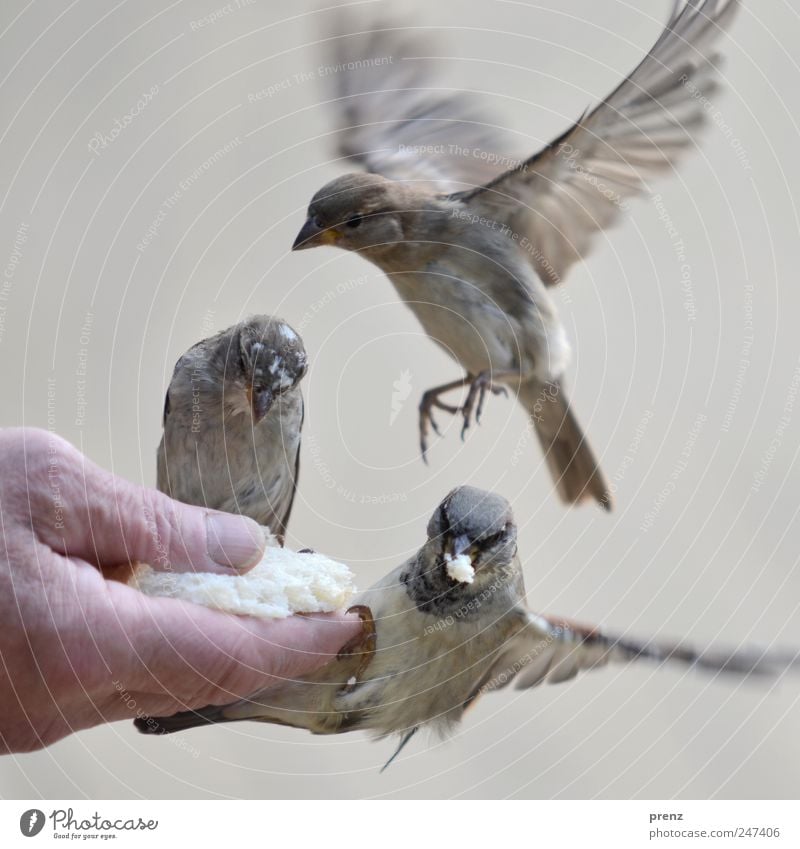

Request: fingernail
left=206, top=513, right=265, bottom=569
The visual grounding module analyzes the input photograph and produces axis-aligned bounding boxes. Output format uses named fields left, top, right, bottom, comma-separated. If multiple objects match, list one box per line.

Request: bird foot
left=460, top=371, right=508, bottom=440
left=337, top=604, right=377, bottom=694
left=418, top=378, right=470, bottom=461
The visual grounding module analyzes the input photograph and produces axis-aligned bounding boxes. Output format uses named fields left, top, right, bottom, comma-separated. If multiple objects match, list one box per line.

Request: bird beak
left=246, top=385, right=274, bottom=423
left=450, top=534, right=473, bottom=560
left=292, top=217, right=341, bottom=251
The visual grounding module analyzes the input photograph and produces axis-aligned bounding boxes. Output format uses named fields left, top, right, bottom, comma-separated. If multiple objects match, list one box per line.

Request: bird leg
left=418, top=377, right=470, bottom=461
left=337, top=604, right=377, bottom=694
left=460, top=370, right=510, bottom=440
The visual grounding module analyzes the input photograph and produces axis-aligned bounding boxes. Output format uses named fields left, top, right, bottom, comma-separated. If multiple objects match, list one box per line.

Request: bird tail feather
left=519, top=380, right=611, bottom=509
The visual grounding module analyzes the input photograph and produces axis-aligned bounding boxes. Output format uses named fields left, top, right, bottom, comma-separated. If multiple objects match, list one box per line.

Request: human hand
left=0, top=427, right=360, bottom=753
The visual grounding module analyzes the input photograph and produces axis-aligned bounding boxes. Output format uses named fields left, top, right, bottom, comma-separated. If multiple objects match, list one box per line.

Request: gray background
left=1, top=0, right=799, bottom=799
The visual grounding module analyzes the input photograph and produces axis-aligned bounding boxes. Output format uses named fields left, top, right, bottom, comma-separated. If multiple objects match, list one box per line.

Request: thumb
left=29, top=431, right=265, bottom=573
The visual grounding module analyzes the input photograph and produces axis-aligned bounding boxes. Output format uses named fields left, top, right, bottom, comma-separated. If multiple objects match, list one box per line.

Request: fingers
left=9, top=428, right=266, bottom=574
left=103, top=581, right=363, bottom=713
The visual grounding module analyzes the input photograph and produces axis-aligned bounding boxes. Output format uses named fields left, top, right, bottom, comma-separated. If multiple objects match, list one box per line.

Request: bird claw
left=418, top=381, right=466, bottom=461
left=460, top=372, right=507, bottom=440
left=337, top=604, right=377, bottom=694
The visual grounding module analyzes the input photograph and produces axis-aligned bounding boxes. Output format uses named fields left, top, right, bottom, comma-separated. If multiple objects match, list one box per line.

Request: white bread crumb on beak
left=444, top=552, right=474, bottom=584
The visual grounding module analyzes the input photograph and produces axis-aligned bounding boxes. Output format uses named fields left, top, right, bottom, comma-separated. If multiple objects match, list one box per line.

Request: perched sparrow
left=136, top=485, right=794, bottom=770
left=293, top=0, right=739, bottom=509
left=157, top=316, right=307, bottom=542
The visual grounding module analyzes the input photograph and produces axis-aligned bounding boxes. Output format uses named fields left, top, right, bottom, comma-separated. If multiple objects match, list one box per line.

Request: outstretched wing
left=322, top=19, right=519, bottom=192
left=474, top=611, right=796, bottom=697
left=453, top=0, right=740, bottom=285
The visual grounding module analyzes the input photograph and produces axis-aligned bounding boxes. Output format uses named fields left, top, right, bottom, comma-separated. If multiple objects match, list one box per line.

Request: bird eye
left=483, top=528, right=507, bottom=547
left=346, top=214, right=364, bottom=229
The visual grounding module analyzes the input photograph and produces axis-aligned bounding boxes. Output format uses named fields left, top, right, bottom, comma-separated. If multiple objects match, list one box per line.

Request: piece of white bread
left=129, top=532, right=355, bottom=619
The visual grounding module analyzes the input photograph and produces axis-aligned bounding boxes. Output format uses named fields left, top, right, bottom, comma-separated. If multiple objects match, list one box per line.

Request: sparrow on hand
left=157, top=316, right=307, bottom=543
left=292, top=0, right=739, bottom=509
left=136, top=484, right=794, bottom=770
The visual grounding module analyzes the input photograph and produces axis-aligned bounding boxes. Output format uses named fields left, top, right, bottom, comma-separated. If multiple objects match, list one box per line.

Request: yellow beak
left=292, top=217, right=341, bottom=250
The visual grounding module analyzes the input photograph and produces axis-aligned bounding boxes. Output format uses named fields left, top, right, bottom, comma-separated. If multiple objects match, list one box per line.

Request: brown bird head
left=225, top=316, right=307, bottom=423
left=292, top=173, right=410, bottom=255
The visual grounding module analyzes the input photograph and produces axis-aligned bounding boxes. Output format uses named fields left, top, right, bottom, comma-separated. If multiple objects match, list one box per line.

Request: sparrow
left=135, top=485, right=795, bottom=770
left=292, top=0, right=740, bottom=509
left=157, top=315, right=307, bottom=542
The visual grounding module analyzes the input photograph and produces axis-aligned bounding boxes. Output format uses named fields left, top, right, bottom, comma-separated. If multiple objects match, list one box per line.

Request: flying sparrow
left=292, top=0, right=739, bottom=509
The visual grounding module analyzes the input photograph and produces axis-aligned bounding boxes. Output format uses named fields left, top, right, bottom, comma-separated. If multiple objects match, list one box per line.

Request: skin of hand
left=158, top=316, right=307, bottom=542
left=141, top=485, right=795, bottom=771
left=0, top=427, right=360, bottom=753
left=291, top=0, right=740, bottom=509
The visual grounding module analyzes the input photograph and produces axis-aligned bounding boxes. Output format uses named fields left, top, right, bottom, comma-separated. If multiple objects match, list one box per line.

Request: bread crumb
left=444, top=552, right=474, bottom=584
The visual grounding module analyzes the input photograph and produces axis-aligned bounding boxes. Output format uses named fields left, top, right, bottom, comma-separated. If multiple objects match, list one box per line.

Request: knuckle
left=139, top=493, right=180, bottom=569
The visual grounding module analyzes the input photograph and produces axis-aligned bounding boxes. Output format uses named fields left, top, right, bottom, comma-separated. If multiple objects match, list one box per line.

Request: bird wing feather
left=474, top=609, right=797, bottom=697
left=324, top=3, right=738, bottom=284
left=453, top=0, right=740, bottom=285
left=322, top=18, right=517, bottom=192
